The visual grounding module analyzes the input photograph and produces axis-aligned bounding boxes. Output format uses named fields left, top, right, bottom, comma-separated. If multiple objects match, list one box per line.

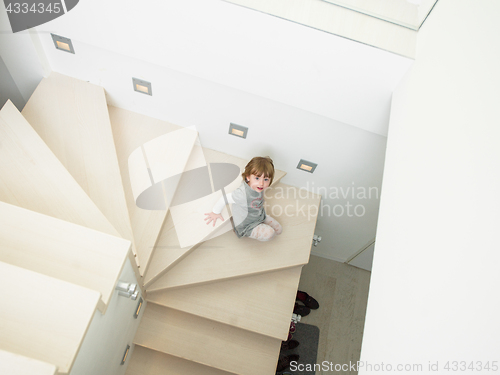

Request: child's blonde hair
left=242, top=156, right=275, bottom=186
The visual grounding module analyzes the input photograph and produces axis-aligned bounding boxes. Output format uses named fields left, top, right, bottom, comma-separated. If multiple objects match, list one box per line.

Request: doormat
left=277, top=322, right=320, bottom=375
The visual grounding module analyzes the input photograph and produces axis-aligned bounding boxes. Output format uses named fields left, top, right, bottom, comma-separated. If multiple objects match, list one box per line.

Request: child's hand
left=204, top=212, right=224, bottom=227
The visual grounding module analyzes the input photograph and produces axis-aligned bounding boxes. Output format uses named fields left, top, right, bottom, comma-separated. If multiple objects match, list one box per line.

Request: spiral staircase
left=0, top=72, right=320, bottom=375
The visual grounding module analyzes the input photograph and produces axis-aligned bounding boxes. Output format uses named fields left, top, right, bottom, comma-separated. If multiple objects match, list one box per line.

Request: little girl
left=204, top=156, right=283, bottom=241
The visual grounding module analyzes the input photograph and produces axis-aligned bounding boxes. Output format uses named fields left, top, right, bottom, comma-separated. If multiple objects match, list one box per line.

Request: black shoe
left=281, top=339, right=299, bottom=351
left=293, top=302, right=310, bottom=316
left=296, top=290, right=319, bottom=309
left=276, top=354, right=300, bottom=372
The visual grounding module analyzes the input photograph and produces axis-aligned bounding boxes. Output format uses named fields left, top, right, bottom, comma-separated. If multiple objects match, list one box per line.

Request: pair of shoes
left=281, top=339, right=299, bottom=351
left=276, top=354, right=300, bottom=372
left=294, top=302, right=310, bottom=317
left=296, top=290, right=320, bottom=310
left=289, top=320, right=296, bottom=333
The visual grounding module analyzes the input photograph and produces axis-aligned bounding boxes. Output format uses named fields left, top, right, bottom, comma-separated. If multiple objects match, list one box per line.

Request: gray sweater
left=213, top=181, right=266, bottom=238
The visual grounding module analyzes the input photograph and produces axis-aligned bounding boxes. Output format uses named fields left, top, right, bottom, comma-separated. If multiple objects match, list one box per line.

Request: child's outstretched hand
left=204, top=212, right=224, bottom=227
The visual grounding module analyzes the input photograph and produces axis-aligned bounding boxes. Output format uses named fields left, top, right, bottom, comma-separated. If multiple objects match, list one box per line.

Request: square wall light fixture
left=229, top=123, right=248, bottom=139
left=297, top=159, right=317, bottom=173
left=51, top=34, right=75, bottom=54
left=132, top=78, right=152, bottom=96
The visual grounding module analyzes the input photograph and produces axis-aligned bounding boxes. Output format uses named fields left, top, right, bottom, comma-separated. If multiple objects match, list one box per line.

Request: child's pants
left=249, top=215, right=283, bottom=241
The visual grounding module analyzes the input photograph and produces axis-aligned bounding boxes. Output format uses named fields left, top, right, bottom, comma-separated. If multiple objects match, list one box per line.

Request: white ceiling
left=37, top=0, right=413, bottom=136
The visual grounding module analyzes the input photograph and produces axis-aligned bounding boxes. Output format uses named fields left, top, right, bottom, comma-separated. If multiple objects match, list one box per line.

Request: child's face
left=246, top=173, right=271, bottom=193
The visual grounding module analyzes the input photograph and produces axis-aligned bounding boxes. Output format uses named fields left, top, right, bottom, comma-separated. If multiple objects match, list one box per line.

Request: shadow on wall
left=0, top=56, right=26, bottom=111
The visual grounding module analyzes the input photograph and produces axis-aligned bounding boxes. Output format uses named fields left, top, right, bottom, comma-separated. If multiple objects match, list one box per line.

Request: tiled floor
left=297, top=255, right=371, bottom=375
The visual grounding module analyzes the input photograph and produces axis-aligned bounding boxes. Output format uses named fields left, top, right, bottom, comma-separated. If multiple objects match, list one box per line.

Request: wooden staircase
left=0, top=97, right=130, bottom=373
left=0, top=72, right=320, bottom=375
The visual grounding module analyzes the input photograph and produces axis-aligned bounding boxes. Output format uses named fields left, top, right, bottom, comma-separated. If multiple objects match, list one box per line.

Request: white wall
left=347, top=241, right=374, bottom=271
left=70, top=259, right=145, bottom=375
left=360, top=0, right=500, bottom=372
left=34, top=0, right=412, bottom=137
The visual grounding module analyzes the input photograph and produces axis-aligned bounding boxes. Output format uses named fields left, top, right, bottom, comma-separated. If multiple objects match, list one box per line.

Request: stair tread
left=21, top=72, right=135, bottom=252
left=0, top=100, right=118, bottom=236
left=144, top=148, right=287, bottom=287
left=140, top=143, right=218, bottom=285
left=147, top=266, right=302, bottom=340
left=108, top=105, right=198, bottom=275
left=167, top=148, right=249, bottom=249
left=0, top=262, right=100, bottom=374
left=0, top=350, right=57, bottom=375
left=147, top=183, right=320, bottom=291
left=134, top=303, right=281, bottom=375
left=0, top=201, right=130, bottom=313
left=126, top=346, right=235, bottom=375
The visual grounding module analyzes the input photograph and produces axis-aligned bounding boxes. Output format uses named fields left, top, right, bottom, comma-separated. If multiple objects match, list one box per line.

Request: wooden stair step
left=141, top=143, right=214, bottom=286
left=0, top=350, right=57, bottom=375
left=126, top=346, right=235, bottom=375
left=134, top=303, right=281, bottom=375
left=143, top=148, right=286, bottom=287
left=0, top=262, right=100, bottom=374
left=21, top=72, right=135, bottom=252
left=143, top=190, right=231, bottom=287
left=0, top=100, right=118, bottom=237
left=0, top=201, right=130, bottom=313
left=142, top=211, right=201, bottom=288
left=147, top=266, right=303, bottom=340
left=108, top=105, right=198, bottom=275
left=146, top=183, right=320, bottom=291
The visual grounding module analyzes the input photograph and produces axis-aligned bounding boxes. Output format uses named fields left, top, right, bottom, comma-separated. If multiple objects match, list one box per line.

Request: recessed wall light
left=51, top=34, right=75, bottom=54
left=297, top=159, right=317, bottom=173
left=121, top=345, right=130, bottom=365
left=229, top=123, right=248, bottom=139
left=134, top=297, right=143, bottom=319
left=132, top=78, right=152, bottom=96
